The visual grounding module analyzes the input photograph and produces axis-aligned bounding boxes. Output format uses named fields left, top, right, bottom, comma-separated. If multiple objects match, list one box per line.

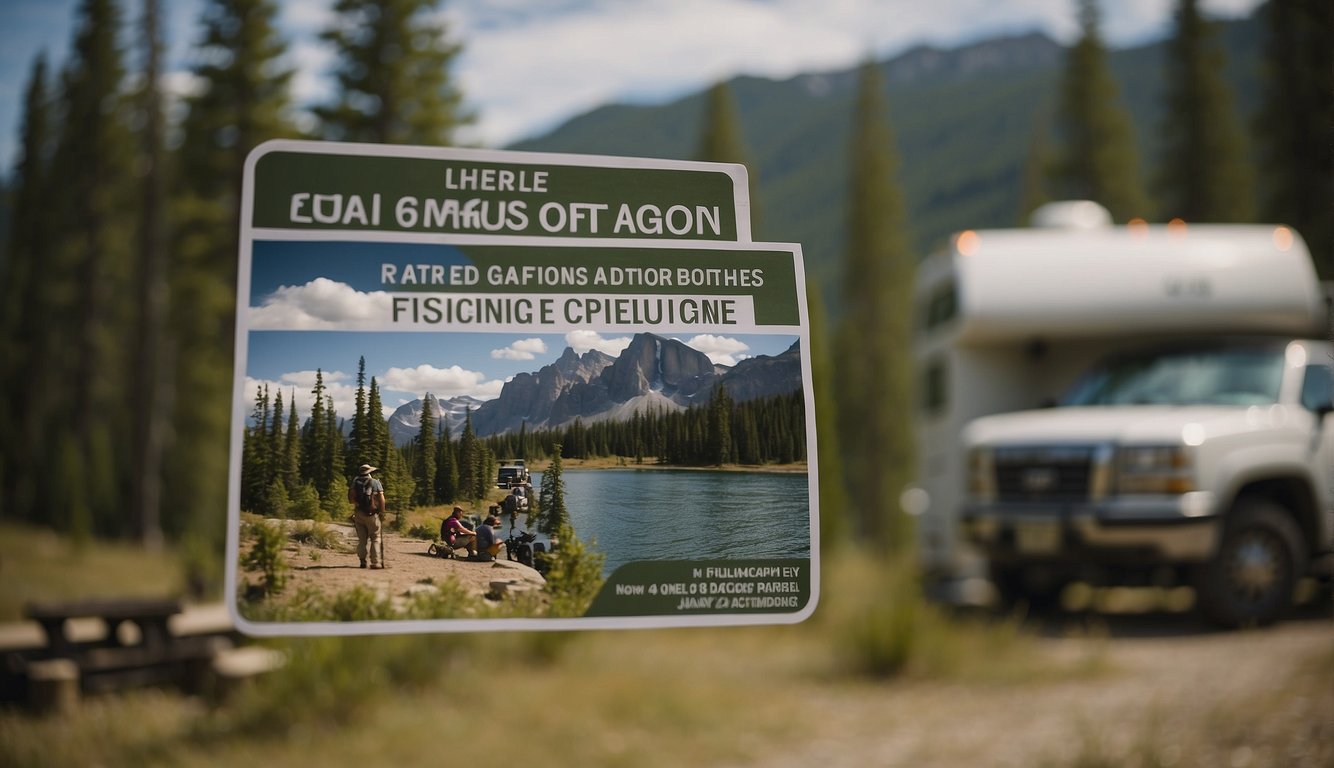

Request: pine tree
left=457, top=409, right=482, bottom=501
left=414, top=395, right=438, bottom=505
left=165, top=0, right=298, bottom=545
left=51, top=0, right=137, bottom=536
left=1155, top=0, right=1255, bottom=222
left=283, top=393, right=300, bottom=491
left=1049, top=0, right=1151, bottom=221
left=536, top=445, right=569, bottom=537
left=434, top=421, right=458, bottom=504
left=130, top=0, right=170, bottom=547
left=1254, top=0, right=1332, bottom=277
left=316, top=0, right=469, bottom=145
left=707, top=383, right=733, bottom=466
left=835, top=60, right=916, bottom=555
left=367, top=377, right=389, bottom=463
left=348, top=356, right=370, bottom=471
left=1, top=55, right=55, bottom=523
left=695, top=80, right=761, bottom=233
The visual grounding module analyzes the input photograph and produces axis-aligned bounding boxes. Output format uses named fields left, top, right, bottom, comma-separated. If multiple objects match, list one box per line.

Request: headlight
left=967, top=447, right=995, bottom=502
left=1116, top=445, right=1193, bottom=494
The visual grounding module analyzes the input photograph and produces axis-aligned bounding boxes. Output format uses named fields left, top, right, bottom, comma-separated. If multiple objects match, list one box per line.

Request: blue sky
left=0, top=0, right=1265, bottom=171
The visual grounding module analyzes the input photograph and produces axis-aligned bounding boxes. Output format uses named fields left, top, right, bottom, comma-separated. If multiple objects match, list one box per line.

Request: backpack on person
left=353, top=476, right=378, bottom=515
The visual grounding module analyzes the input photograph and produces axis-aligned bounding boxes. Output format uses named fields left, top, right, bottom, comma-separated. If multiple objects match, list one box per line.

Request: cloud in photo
left=244, top=370, right=356, bottom=424
left=681, top=334, right=750, bottom=366
left=491, top=337, right=548, bottom=361
left=565, top=330, right=632, bottom=357
left=381, top=363, right=505, bottom=400
left=249, top=278, right=391, bottom=330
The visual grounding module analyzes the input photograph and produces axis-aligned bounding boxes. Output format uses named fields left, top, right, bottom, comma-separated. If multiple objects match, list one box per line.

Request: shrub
left=540, top=522, right=606, bottom=618
left=288, top=520, right=345, bottom=551
left=241, top=521, right=289, bottom=596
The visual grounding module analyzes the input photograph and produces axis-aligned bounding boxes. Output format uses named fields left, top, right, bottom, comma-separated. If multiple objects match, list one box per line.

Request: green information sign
left=227, top=141, right=818, bottom=636
left=248, top=141, right=751, bottom=240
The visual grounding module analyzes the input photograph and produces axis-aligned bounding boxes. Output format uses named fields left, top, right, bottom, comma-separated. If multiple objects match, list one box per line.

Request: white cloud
left=248, top=278, right=390, bottom=330
left=380, top=364, right=505, bottom=401
left=681, top=334, right=750, bottom=366
left=491, top=337, right=548, bottom=361
left=243, top=371, right=356, bottom=425
left=565, top=330, right=632, bottom=357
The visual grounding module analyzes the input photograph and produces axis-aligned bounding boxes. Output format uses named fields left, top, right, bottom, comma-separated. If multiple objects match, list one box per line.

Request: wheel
left=1193, top=498, right=1305, bottom=628
left=989, top=562, right=1068, bottom=613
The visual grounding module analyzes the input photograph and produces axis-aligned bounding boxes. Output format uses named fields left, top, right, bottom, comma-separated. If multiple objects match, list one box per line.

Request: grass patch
left=0, top=522, right=186, bottom=622
left=287, top=520, right=346, bottom=551
left=815, top=548, right=1106, bottom=684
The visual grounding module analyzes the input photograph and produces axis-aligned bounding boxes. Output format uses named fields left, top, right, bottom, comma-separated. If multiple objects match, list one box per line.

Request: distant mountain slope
left=385, top=335, right=803, bottom=443
left=512, top=15, right=1265, bottom=309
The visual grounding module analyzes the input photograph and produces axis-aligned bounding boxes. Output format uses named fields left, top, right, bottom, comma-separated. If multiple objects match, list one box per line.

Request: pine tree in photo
left=834, top=60, right=917, bottom=556
left=283, top=393, right=300, bottom=491
left=536, top=444, right=569, bottom=537
left=1155, top=0, right=1255, bottom=222
left=707, top=383, right=733, bottom=467
left=414, top=395, right=437, bottom=505
left=1255, top=0, right=1332, bottom=277
left=434, top=421, right=458, bottom=504
left=317, top=0, right=470, bottom=145
left=1049, top=0, right=1151, bottom=221
left=348, top=357, right=370, bottom=471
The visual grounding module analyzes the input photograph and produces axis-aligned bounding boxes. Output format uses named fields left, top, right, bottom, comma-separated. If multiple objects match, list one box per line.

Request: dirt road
left=248, top=519, right=546, bottom=608
left=749, top=601, right=1333, bottom=768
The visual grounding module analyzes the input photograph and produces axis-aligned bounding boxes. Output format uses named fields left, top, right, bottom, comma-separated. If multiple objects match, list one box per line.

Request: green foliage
left=406, top=522, right=439, bottom=540
left=695, top=81, right=762, bottom=232
left=316, top=0, right=470, bottom=145
left=535, top=445, right=569, bottom=536
left=287, top=481, right=321, bottom=520
left=1154, top=0, right=1255, bottom=222
left=1254, top=0, right=1333, bottom=278
left=212, top=632, right=462, bottom=737
left=834, top=61, right=916, bottom=555
left=1049, top=0, right=1151, bottom=220
left=241, top=520, right=289, bottom=596
left=414, top=395, right=438, bottom=505
left=288, top=520, right=345, bottom=551
left=541, top=522, right=607, bottom=618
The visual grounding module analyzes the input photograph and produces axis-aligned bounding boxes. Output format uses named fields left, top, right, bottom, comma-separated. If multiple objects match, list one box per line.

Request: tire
left=1194, top=498, right=1306, bottom=628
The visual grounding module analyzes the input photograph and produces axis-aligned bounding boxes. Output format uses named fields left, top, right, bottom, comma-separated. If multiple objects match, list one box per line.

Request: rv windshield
left=1062, top=345, right=1286, bottom=407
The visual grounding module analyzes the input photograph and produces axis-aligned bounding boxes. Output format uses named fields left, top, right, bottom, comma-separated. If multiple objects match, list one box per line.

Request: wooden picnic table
left=25, top=596, right=184, bottom=656
left=17, top=596, right=230, bottom=698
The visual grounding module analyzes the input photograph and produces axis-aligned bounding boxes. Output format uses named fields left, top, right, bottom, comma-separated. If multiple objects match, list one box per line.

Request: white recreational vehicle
left=913, top=201, right=1332, bottom=626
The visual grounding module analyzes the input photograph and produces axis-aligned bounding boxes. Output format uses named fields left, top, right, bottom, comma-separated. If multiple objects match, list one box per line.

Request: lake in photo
left=524, top=468, right=811, bottom=576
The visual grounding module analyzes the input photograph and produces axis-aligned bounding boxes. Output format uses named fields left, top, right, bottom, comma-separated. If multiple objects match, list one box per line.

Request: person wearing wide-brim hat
left=348, top=464, right=386, bottom=568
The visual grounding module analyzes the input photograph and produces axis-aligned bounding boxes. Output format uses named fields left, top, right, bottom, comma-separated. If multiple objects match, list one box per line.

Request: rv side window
left=922, top=357, right=948, bottom=415
left=1300, top=364, right=1332, bottom=413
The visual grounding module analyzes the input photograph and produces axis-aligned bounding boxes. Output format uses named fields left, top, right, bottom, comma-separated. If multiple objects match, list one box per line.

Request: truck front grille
left=994, top=446, right=1094, bottom=502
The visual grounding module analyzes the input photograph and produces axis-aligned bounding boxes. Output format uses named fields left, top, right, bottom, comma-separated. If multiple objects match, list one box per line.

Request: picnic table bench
left=6, top=597, right=237, bottom=711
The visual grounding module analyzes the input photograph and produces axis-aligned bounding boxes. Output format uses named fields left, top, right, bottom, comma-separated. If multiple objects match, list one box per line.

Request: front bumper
left=962, top=492, right=1221, bottom=564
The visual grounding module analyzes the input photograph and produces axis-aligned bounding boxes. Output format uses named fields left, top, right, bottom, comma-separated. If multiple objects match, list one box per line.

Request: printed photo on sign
left=227, top=236, right=818, bottom=634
